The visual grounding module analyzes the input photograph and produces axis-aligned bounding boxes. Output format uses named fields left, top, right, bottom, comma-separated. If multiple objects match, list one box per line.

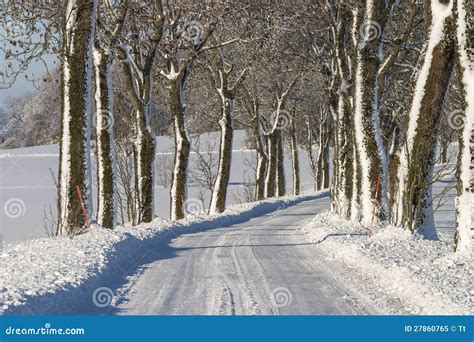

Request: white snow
left=303, top=213, right=473, bottom=315
left=0, top=130, right=317, bottom=243
left=0, top=193, right=325, bottom=315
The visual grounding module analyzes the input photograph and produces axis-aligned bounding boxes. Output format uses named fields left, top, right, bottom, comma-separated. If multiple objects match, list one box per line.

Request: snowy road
left=113, top=197, right=377, bottom=315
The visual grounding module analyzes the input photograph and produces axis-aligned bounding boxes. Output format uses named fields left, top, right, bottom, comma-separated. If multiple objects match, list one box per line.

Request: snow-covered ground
left=303, top=214, right=473, bottom=315
left=0, top=133, right=466, bottom=316
left=2, top=190, right=468, bottom=316
left=0, top=130, right=316, bottom=243
left=0, top=193, right=328, bottom=315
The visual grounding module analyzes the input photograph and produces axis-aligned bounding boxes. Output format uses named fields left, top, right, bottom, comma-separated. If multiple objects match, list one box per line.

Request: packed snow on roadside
left=0, top=193, right=323, bottom=315
left=303, top=213, right=473, bottom=315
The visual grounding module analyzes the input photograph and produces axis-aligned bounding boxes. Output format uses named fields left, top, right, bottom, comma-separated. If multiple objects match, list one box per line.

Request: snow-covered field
left=0, top=130, right=316, bottom=243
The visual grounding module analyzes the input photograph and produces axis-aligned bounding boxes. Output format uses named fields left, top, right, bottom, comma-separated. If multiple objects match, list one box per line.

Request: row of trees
left=325, top=0, right=472, bottom=252
left=1, top=0, right=318, bottom=232
left=0, top=0, right=471, bottom=253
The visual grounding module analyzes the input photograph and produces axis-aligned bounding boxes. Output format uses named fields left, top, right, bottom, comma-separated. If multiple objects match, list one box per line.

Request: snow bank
left=303, top=214, right=473, bottom=315
left=0, top=192, right=326, bottom=315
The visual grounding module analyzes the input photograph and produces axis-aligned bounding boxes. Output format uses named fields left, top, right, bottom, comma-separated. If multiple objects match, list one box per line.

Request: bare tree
left=206, top=35, right=247, bottom=214
left=116, top=0, right=164, bottom=224
left=391, top=0, right=456, bottom=237
left=289, top=104, right=300, bottom=195
left=57, top=0, right=98, bottom=236
left=264, top=77, right=298, bottom=198
left=92, top=0, right=127, bottom=229
left=453, top=0, right=473, bottom=252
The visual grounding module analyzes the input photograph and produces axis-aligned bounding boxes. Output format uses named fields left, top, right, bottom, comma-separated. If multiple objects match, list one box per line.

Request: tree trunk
left=254, top=119, right=267, bottom=201
left=330, top=5, right=352, bottom=216
left=57, top=0, right=97, bottom=236
left=391, top=0, right=455, bottom=235
left=256, top=152, right=267, bottom=200
left=93, top=46, right=116, bottom=229
left=134, top=105, right=155, bottom=223
left=323, top=141, right=331, bottom=189
left=453, top=0, right=473, bottom=253
left=276, top=130, right=286, bottom=197
left=316, top=132, right=324, bottom=190
left=264, top=133, right=277, bottom=198
left=208, top=63, right=246, bottom=213
left=440, top=138, right=449, bottom=163
left=116, top=49, right=157, bottom=225
left=352, top=0, right=387, bottom=224
left=209, top=97, right=234, bottom=214
left=170, top=71, right=191, bottom=220
left=290, top=117, right=300, bottom=195
left=306, top=118, right=318, bottom=191
left=254, top=114, right=267, bottom=201
left=349, top=5, right=362, bottom=221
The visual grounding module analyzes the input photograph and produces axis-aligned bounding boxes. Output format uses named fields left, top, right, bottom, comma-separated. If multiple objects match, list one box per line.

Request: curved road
left=115, top=196, right=377, bottom=315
